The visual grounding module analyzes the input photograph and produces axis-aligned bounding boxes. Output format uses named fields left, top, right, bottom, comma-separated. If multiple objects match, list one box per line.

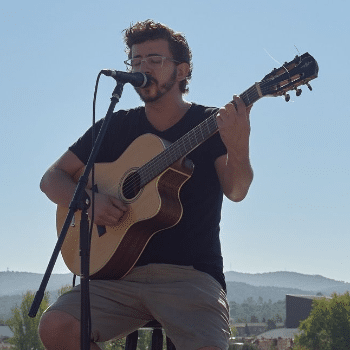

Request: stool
left=125, top=320, right=176, bottom=350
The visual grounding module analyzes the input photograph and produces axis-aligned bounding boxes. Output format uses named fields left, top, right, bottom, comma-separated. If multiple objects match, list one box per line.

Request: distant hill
left=1, top=270, right=349, bottom=321
left=0, top=271, right=74, bottom=321
left=226, top=281, right=316, bottom=304
left=0, top=281, right=309, bottom=321
left=0, top=271, right=73, bottom=297
left=224, top=271, right=350, bottom=295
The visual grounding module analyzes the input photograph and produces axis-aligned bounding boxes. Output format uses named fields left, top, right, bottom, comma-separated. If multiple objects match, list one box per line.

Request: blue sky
left=1, top=1, right=349, bottom=283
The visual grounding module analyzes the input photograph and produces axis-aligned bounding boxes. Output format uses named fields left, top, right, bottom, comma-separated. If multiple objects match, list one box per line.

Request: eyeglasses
left=124, top=56, right=180, bottom=70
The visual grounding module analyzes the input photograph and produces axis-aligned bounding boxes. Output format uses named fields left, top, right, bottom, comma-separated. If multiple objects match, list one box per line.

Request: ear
left=176, top=62, right=190, bottom=82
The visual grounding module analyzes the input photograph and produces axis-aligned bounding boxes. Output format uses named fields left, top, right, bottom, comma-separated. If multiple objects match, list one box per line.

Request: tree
left=266, top=319, right=276, bottom=330
left=241, top=343, right=258, bottom=350
left=137, top=329, right=156, bottom=350
left=250, top=315, right=259, bottom=323
left=294, top=292, right=350, bottom=350
left=274, top=314, right=283, bottom=323
left=244, top=323, right=250, bottom=336
left=229, top=297, right=286, bottom=324
left=229, top=301, right=239, bottom=320
left=57, top=284, right=72, bottom=296
left=7, top=290, right=50, bottom=350
left=230, top=325, right=238, bottom=339
left=99, top=337, right=125, bottom=349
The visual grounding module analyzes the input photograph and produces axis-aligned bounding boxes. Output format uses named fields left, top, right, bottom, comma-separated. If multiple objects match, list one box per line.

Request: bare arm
left=40, top=150, right=127, bottom=225
left=215, top=96, right=254, bottom=202
left=40, top=151, right=86, bottom=207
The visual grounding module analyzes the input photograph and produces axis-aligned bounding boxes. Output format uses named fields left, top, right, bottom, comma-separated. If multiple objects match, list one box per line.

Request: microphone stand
left=29, top=80, right=125, bottom=350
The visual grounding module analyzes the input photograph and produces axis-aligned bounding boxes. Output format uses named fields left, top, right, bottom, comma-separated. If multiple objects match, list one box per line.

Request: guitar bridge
left=92, top=184, right=107, bottom=237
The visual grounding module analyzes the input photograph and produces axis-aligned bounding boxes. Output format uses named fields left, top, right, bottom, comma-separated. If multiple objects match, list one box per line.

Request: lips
left=146, top=75, right=157, bottom=87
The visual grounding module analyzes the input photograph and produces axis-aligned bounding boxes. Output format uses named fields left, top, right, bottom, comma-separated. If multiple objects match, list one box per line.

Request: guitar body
left=56, top=134, right=194, bottom=280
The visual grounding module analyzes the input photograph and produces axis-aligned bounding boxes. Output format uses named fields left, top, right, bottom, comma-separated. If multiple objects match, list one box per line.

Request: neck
left=144, top=92, right=191, bottom=131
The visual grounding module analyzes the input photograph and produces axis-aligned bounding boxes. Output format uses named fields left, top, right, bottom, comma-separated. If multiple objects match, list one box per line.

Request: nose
left=139, top=60, right=152, bottom=74
left=132, top=62, right=150, bottom=74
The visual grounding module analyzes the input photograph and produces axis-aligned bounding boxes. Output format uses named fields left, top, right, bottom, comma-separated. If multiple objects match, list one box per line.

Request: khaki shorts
left=46, top=264, right=230, bottom=350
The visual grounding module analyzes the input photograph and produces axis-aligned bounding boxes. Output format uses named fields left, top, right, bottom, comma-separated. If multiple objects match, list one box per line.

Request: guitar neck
left=139, top=82, right=263, bottom=186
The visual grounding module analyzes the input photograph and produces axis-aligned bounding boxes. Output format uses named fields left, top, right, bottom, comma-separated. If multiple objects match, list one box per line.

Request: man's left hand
left=216, top=95, right=252, bottom=160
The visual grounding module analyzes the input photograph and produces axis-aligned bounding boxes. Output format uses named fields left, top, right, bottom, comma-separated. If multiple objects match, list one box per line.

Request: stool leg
left=151, top=328, right=163, bottom=350
left=125, top=330, right=138, bottom=350
left=166, top=336, right=176, bottom=350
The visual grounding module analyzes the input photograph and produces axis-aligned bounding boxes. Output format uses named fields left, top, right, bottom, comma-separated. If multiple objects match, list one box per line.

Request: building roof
left=286, top=294, right=331, bottom=300
left=232, top=323, right=266, bottom=327
left=256, top=328, right=300, bottom=339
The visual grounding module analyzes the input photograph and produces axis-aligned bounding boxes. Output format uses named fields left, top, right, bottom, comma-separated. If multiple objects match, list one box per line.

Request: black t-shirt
left=69, top=103, right=228, bottom=290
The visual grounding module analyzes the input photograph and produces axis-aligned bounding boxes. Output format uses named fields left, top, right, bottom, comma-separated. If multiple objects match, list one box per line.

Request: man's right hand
left=86, top=190, right=128, bottom=227
left=40, top=150, right=128, bottom=228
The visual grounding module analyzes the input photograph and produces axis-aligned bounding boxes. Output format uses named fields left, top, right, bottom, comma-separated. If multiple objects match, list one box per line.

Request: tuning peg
left=295, top=88, right=302, bottom=96
left=306, top=83, right=313, bottom=91
left=284, top=93, right=290, bottom=102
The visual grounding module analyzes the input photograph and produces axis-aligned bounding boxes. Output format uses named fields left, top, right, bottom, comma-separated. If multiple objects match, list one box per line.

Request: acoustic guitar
left=57, top=52, right=319, bottom=279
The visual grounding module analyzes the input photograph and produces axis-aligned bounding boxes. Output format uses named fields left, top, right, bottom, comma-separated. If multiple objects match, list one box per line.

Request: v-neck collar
left=142, top=103, right=195, bottom=135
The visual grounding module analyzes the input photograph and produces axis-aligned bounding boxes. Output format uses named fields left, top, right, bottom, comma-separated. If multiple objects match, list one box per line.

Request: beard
left=135, top=68, right=177, bottom=103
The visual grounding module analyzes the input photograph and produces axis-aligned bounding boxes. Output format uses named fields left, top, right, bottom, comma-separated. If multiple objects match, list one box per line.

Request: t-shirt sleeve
left=68, top=118, right=105, bottom=165
left=68, top=109, right=134, bottom=165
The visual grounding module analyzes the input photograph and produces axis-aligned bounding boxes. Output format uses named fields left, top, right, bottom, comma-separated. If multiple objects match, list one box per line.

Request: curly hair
left=123, top=19, right=192, bottom=94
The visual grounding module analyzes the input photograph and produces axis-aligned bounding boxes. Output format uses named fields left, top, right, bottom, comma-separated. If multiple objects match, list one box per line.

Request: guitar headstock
left=259, top=52, right=319, bottom=101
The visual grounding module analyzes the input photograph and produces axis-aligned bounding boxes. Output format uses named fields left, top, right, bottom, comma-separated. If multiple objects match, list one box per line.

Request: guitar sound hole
left=122, top=171, right=141, bottom=200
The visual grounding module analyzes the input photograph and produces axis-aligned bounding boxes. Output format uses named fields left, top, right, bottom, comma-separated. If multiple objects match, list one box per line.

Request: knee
left=39, top=310, right=80, bottom=346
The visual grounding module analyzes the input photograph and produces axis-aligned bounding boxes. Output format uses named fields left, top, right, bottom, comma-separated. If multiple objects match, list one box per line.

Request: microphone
left=101, top=70, right=151, bottom=88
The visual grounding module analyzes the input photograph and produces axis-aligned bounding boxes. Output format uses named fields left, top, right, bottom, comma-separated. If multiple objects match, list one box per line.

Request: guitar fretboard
left=137, top=83, right=262, bottom=187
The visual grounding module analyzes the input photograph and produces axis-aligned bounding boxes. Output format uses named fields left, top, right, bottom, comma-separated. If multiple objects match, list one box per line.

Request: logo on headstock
left=301, top=60, right=312, bottom=69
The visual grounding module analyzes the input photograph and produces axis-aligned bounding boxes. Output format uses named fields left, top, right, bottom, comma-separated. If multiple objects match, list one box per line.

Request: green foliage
left=244, top=323, right=250, bottom=336
left=294, top=292, right=350, bottom=350
left=136, top=329, right=154, bottom=349
left=266, top=319, right=277, bottom=330
left=57, top=284, right=73, bottom=297
left=229, top=343, right=258, bottom=350
left=230, top=325, right=238, bottom=338
left=241, top=343, right=259, bottom=350
left=98, top=337, right=125, bottom=349
left=6, top=290, right=50, bottom=350
left=229, top=297, right=285, bottom=323
left=250, top=315, right=259, bottom=323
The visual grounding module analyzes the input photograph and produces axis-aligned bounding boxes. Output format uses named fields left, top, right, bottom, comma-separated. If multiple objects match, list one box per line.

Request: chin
left=136, top=87, right=163, bottom=103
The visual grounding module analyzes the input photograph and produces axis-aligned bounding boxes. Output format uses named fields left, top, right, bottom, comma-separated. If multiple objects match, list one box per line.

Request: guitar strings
left=120, top=85, right=261, bottom=197
left=137, top=84, right=260, bottom=174
left=138, top=84, right=260, bottom=173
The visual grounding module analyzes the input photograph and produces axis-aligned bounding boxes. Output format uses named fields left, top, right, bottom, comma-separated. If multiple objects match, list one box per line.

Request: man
left=39, top=20, right=253, bottom=350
